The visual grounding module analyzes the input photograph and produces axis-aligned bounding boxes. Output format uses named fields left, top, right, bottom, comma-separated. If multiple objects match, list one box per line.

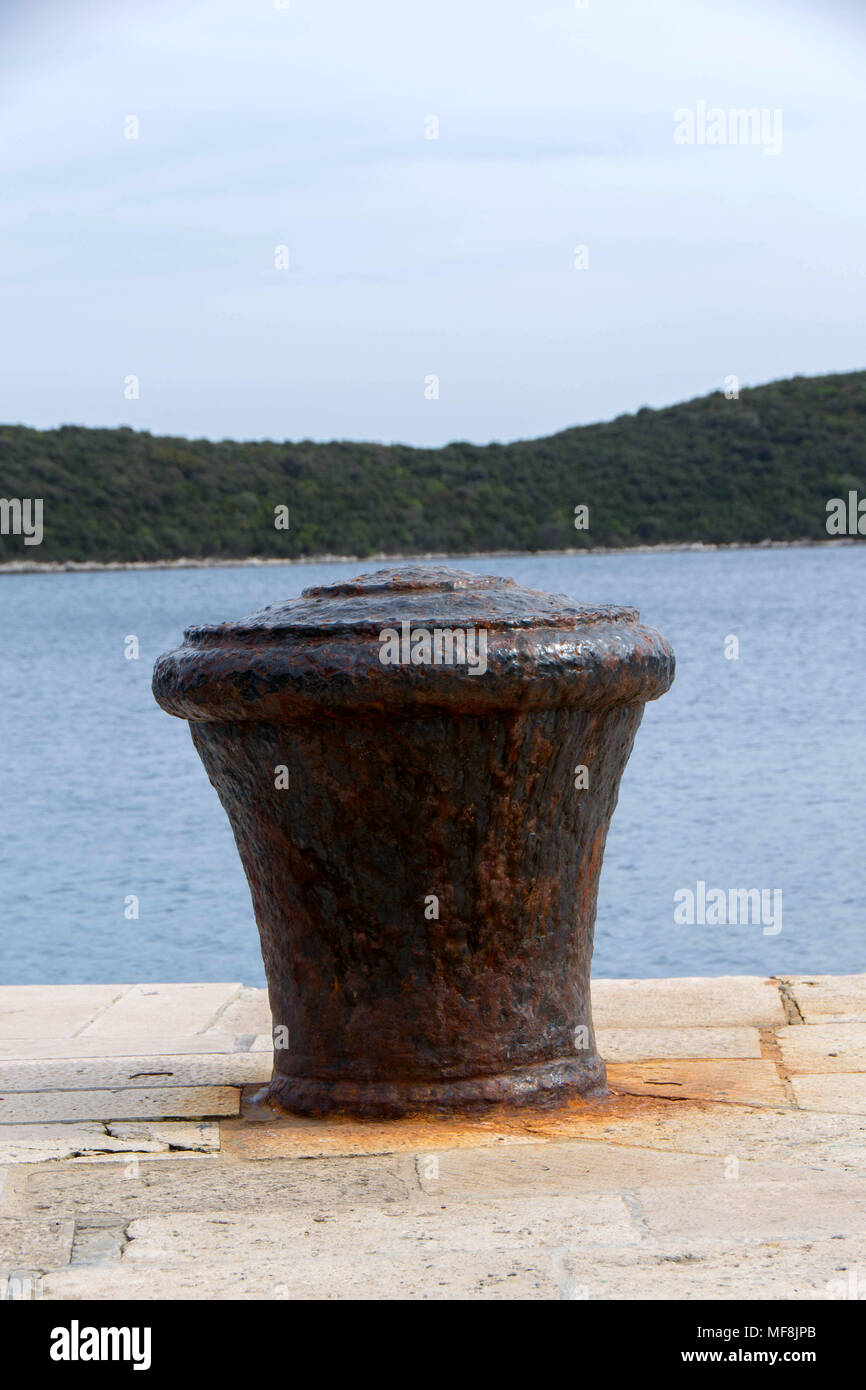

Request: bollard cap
left=153, top=565, right=674, bottom=722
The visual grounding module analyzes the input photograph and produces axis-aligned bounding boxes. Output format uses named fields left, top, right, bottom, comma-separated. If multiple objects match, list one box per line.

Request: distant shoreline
left=0, top=537, right=859, bottom=575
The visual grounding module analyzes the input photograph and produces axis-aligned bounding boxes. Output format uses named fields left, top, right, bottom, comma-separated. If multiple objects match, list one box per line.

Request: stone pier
left=2, top=975, right=865, bottom=1300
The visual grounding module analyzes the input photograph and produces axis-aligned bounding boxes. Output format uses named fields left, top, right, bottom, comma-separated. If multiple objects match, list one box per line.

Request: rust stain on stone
left=222, top=1089, right=711, bottom=1161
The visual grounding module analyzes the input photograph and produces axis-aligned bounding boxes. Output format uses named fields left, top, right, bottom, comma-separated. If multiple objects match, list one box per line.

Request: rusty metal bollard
left=153, top=566, right=674, bottom=1117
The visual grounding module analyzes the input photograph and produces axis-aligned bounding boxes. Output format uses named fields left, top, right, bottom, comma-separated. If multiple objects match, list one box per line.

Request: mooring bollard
left=153, top=566, right=674, bottom=1116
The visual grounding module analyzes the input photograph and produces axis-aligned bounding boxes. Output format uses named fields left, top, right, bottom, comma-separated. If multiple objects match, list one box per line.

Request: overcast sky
left=1, top=0, right=864, bottom=446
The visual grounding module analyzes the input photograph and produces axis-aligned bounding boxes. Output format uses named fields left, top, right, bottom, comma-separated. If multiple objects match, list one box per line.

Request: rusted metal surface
left=153, top=566, right=674, bottom=1117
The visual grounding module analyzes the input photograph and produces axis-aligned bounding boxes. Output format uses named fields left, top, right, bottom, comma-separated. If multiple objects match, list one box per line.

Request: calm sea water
left=1, top=547, right=864, bottom=985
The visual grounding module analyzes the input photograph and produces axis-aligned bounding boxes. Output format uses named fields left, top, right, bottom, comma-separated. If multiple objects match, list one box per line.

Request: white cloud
left=1, top=0, right=864, bottom=444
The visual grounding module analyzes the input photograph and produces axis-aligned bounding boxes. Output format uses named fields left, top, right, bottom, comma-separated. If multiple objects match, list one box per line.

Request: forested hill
left=1, top=371, right=864, bottom=563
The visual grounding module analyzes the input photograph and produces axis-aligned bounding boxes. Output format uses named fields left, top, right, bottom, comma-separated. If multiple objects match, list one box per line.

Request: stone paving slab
left=76, top=984, right=244, bottom=1039
left=235, top=1085, right=853, bottom=1168
left=0, top=1217, right=74, bottom=1269
left=409, top=1138, right=813, bottom=1197
left=2, top=1085, right=241, bottom=1124
left=556, top=1237, right=866, bottom=1302
left=1, top=973, right=865, bottom=1301
left=0, top=1033, right=272, bottom=1060
left=776, top=1022, right=866, bottom=1074
left=590, top=977, right=786, bottom=1029
left=36, top=1238, right=865, bottom=1301
left=105, top=1121, right=220, bottom=1151
left=224, top=1108, right=554, bottom=1160
left=70, top=1225, right=127, bottom=1266
left=39, top=1234, right=866, bottom=1301
left=0, top=986, right=127, bottom=1041
left=113, top=1173, right=865, bottom=1264
left=636, top=1175, right=866, bottom=1246
left=785, top=975, right=866, bottom=1024
left=217, top=1095, right=866, bottom=1175
left=597, top=1026, right=761, bottom=1061
left=16, top=1152, right=414, bottom=1222
left=120, top=1196, right=641, bottom=1265
left=790, top=1074, right=866, bottom=1116
left=0, top=1120, right=220, bottom=1165
left=41, top=1253, right=563, bottom=1301
left=607, top=1059, right=788, bottom=1106
left=201, top=988, right=272, bottom=1037
left=1, top=1052, right=271, bottom=1093
left=495, top=1096, right=866, bottom=1173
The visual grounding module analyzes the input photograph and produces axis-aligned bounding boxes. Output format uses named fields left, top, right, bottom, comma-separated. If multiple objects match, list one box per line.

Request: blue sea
left=1, top=546, right=864, bottom=984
